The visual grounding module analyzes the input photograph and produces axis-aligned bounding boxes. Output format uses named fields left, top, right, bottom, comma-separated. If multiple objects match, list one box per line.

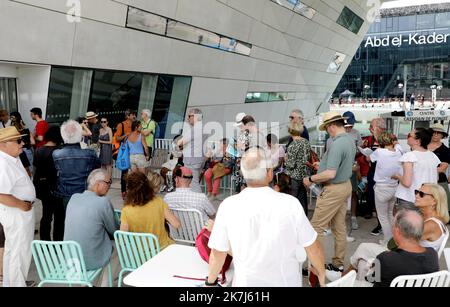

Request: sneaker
left=302, top=268, right=309, bottom=277
left=351, top=217, right=359, bottom=230
left=370, top=225, right=382, bottom=236
left=26, top=280, right=36, bottom=287
left=325, top=264, right=344, bottom=282
left=346, top=236, right=355, bottom=242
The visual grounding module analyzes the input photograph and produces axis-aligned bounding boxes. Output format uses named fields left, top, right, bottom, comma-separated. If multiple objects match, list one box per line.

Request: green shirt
left=318, top=132, right=356, bottom=184
left=141, top=119, right=156, bottom=148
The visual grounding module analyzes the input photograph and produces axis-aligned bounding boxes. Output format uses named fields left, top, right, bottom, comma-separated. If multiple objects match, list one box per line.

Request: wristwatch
left=309, top=176, right=314, bottom=183
left=205, top=277, right=219, bottom=286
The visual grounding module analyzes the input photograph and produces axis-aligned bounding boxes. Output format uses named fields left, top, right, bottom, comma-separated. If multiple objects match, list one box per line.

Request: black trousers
left=121, top=170, right=128, bottom=193
left=291, top=179, right=308, bottom=217
left=39, top=193, right=66, bottom=241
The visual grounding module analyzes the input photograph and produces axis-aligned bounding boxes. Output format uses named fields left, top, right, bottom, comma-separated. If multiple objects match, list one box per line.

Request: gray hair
left=189, top=108, right=203, bottom=120
left=371, top=118, right=386, bottom=130
left=241, top=147, right=271, bottom=184
left=291, top=109, right=304, bottom=118
left=60, top=120, right=83, bottom=144
left=394, top=210, right=424, bottom=242
left=87, top=169, right=108, bottom=190
left=142, top=109, right=151, bottom=118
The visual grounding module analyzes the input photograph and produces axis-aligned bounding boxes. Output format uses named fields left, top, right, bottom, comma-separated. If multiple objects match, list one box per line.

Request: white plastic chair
left=327, top=270, right=356, bottom=287
left=390, top=270, right=450, bottom=287
left=444, top=248, right=450, bottom=271
left=169, top=208, right=204, bottom=245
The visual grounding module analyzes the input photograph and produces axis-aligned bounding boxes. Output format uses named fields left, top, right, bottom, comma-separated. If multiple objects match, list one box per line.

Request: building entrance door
left=0, top=78, right=18, bottom=112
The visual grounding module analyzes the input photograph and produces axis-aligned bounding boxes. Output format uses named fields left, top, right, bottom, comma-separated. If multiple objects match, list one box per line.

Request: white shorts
left=130, top=154, right=148, bottom=169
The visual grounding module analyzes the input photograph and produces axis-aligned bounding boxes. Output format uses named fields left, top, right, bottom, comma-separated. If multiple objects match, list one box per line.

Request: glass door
left=0, top=78, right=18, bottom=112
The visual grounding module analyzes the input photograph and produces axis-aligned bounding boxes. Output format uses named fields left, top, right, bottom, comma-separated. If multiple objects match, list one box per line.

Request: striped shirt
left=164, top=188, right=216, bottom=223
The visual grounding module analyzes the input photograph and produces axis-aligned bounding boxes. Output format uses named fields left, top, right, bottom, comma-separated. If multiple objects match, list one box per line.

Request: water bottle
left=310, top=183, right=323, bottom=197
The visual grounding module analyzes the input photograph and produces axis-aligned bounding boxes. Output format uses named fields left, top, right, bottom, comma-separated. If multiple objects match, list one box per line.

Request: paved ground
left=27, top=180, right=450, bottom=287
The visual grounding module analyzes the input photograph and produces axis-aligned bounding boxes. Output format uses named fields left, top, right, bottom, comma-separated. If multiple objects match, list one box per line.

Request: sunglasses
left=101, top=121, right=107, bottom=123
left=415, top=190, right=433, bottom=198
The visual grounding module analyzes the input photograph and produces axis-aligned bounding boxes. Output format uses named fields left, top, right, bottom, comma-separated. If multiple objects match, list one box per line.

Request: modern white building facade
left=0, top=0, right=390, bottom=138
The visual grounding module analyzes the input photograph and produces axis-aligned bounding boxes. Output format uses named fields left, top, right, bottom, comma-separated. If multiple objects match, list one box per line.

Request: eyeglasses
left=102, top=180, right=112, bottom=186
left=101, top=121, right=107, bottom=124
left=415, top=190, right=433, bottom=198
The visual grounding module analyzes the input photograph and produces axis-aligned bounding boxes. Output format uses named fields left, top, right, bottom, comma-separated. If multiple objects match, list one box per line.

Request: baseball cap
left=234, top=113, right=246, bottom=127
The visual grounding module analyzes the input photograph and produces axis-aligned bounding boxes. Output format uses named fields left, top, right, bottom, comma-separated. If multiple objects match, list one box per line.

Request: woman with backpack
left=127, top=121, right=150, bottom=175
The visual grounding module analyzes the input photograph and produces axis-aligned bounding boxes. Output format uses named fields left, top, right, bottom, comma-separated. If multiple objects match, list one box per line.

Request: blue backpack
left=116, top=140, right=130, bottom=171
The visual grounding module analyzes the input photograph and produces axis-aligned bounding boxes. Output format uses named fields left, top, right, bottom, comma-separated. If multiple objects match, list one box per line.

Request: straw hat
left=85, top=111, right=98, bottom=120
left=319, top=111, right=348, bottom=131
left=0, top=126, right=26, bottom=143
left=233, top=113, right=246, bottom=127
left=430, top=123, right=448, bottom=138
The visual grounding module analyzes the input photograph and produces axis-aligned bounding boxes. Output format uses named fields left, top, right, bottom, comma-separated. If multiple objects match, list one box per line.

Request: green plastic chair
left=31, top=240, right=112, bottom=287
left=114, top=231, right=160, bottom=287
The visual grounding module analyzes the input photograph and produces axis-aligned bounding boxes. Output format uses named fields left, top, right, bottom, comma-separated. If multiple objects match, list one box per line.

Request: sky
left=382, top=0, right=450, bottom=9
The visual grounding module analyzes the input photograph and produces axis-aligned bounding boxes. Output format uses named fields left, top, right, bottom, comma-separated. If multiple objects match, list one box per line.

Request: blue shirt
left=53, top=144, right=101, bottom=198
left=64, top=190, right=119, bottom=270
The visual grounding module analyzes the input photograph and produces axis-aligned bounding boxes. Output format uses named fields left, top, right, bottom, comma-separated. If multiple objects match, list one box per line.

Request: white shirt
left=371, top=148, right=402, bottom=184
left=208, top=187, right=317, bottom=287
left=395, top=151, right=440, bottom=203
left=182, top=122, right=204, bottom=167
left=0, top=150, right=36, bottom=205
left=164, top=188, right=216, bottom=223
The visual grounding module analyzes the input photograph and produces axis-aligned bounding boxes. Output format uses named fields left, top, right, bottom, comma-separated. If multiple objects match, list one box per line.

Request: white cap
left=233, top=113, right=246, bottom=127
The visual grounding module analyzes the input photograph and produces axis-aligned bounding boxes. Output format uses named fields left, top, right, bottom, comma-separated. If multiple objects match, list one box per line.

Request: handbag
left=195, top=228, right=232, bottom=284
left=115, top=139, right=130, bottom=171
left=212, top=162, right=227, bottom=180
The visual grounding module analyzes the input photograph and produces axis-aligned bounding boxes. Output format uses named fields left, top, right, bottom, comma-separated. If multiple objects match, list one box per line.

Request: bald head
left=241, top=147, right=271, bottom=186
left=394, top=210, right=424, bottom=242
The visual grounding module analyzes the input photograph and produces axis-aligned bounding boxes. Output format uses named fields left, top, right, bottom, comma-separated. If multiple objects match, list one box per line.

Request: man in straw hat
left=303, top=111, right=356, bottom=280
left=0, top=127, right=36, bottom=287
left=85, top=111, right=100, bottom=148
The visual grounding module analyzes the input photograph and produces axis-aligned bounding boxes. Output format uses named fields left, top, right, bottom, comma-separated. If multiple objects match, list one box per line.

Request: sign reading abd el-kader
left=404, top=110, right=449, bottom=121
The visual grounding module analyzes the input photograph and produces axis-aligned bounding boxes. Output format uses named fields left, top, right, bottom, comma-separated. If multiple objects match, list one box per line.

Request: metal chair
left=390, top=270, right=450, bottom=287
left=31, top=240, right=112, bottom=287
left=169, top=208, right=204, bottom=245
left=327, top=270, right=357, bottom=287
left=114, top=231, right=160, bottom=287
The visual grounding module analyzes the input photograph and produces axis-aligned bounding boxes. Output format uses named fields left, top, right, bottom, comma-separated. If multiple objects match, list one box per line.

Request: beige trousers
left=311, top=180, right=352, bottom=267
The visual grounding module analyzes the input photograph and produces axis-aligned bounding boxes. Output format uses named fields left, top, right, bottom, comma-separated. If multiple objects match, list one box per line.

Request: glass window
left=219, top=37, right=251, bottom=55
left=327, top=52, right=347, bottom=74
left=436, top=12, right=450, bottom=28
left=127, top=7, right=167, bottom=35
left=245, top=92, right=295, bottom=103
left=337, top=7, right=364, bottom=34
left=398, top=15, right=416, bottom=31
left=417, top=14, right=435, bottom=30
left=0, top=78, right=17, bottom=112
left=47, top=68, right=92, bottom=124
left=88, top=70, right=143, bottom=128
left=293, top=2, right=316, bottom=19
left=167, top=20, right=220, bottom=48
left=271, top=0, right=316, bottom=19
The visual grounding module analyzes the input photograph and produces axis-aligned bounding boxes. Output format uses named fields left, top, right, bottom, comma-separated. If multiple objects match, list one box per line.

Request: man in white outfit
left=177, top=108, right=205, bottom=193
left=206, top=147, right=326, bottom=287
left=0, top=127, right=35, bottom=287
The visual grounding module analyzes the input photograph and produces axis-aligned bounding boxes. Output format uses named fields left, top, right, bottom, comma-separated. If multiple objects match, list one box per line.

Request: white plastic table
left=123, top=244, right=210, bottom=287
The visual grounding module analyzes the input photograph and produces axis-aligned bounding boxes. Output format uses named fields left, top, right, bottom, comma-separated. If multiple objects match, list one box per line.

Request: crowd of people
left=0, top=105, right=449, bottom=287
